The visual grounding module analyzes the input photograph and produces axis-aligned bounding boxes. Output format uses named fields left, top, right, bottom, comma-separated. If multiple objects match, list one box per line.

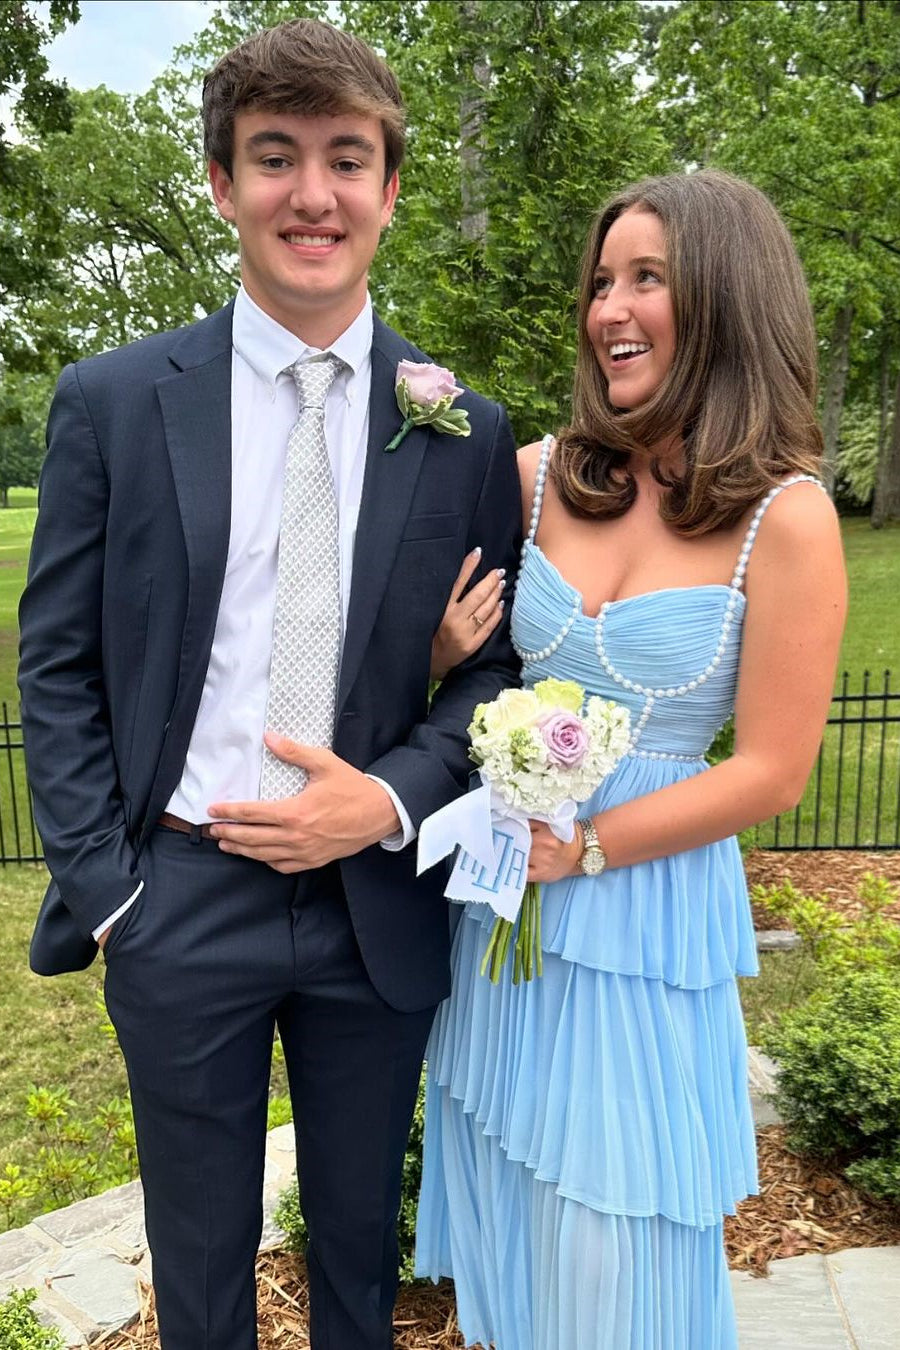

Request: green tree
left=651, top=0, right=900, bottom=516
left=0, top=369, right=51, bottom=505
left=0, top=1, right=80, bottom=338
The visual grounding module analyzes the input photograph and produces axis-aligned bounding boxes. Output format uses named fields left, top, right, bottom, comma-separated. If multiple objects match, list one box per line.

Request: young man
left=18, top=19, right=520, bottom=1349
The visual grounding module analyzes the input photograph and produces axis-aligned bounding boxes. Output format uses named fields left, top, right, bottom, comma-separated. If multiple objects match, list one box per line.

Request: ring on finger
left=471, top=614, right=485, bottom=629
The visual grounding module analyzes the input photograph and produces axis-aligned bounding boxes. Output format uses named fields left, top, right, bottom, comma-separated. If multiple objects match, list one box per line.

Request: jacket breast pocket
left=399, top=512, right=461, bottom=543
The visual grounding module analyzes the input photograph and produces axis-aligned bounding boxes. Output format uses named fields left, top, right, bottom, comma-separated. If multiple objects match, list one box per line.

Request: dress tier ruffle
left=413, top=449, right=808, bottom=1349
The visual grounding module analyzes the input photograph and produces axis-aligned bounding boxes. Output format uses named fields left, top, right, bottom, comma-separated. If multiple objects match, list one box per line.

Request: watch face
left=581, top=848, right=606, bottom=876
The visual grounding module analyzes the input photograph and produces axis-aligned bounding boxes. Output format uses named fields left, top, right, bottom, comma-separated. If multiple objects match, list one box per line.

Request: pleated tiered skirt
left=415, top=766, right=759, bottom=1349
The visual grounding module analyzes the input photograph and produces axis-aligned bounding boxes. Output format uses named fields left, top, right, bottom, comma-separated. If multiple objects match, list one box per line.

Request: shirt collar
left=232, top=286, right=373, bottom=396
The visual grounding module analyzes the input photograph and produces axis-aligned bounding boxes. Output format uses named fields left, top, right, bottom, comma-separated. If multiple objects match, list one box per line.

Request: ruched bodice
left=513, top=541, right=743, bottom=759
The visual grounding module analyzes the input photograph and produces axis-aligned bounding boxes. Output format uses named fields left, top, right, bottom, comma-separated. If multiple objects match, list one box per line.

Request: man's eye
left=262, top=156, right=290, bottom=170
left=334, top=159, right=362, bottom=173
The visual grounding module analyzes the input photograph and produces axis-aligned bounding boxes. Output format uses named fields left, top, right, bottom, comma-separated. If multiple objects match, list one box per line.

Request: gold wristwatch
left=579, top=818, right=607, bottom=876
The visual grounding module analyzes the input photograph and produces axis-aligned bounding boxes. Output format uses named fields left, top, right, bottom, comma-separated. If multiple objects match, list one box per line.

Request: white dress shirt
left=94, top=287, right=413, bottom=939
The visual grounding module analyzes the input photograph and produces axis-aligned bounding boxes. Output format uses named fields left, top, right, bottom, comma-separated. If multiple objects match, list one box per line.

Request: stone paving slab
left=827, top=1246, right=900, bottom=1350
left=731, top=1254, right=853, bottom=1349
left=746, top=1045, right=781, bottom=1128
left=47, top=1247, right=144, bottom=1331
left=33, top=1180, right=144, bottom=1248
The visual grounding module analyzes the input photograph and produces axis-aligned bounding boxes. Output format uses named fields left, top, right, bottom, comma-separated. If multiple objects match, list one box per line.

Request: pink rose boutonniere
left=384, top=360, right=472, bottom=452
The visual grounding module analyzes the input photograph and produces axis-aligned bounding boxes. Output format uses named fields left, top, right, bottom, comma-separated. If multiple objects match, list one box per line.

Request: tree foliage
left=3, top=0, right=900, bottom=516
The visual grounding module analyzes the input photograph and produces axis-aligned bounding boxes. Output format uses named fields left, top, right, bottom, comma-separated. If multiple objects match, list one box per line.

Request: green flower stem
left=480, top=882, right=543, bottom=985
left=384, top=416, right=415, bottom=453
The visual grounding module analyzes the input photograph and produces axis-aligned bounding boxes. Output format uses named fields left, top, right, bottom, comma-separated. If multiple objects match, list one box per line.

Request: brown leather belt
left=158, top=811, right=216, bottom=840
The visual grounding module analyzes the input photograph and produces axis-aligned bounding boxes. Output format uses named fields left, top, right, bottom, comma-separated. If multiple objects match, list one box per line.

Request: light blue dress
left=416, top=437, right=821, bottom=1349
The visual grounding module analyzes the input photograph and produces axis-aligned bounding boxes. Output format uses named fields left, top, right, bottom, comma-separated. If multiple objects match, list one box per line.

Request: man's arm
left=364, top=402, right=521, bottom=826
left=18, top=364, right=142, bottom=940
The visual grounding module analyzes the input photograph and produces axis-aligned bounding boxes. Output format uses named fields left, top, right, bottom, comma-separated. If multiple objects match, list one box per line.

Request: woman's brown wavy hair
left=551, top=170, right=823, bottom=535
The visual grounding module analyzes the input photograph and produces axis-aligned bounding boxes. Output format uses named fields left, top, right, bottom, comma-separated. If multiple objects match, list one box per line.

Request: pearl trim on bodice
left=512, top=436, right=825, bottom=753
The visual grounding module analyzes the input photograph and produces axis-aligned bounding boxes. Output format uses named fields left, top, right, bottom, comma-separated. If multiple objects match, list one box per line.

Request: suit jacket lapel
left=144, top=305, right=233, bottom=827
left=338, top=318, right=430, bottom=713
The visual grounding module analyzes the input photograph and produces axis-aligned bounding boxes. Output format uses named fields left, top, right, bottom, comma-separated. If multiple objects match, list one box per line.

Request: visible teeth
left=609, top=341, right=651, bottom=358
left=284, top=234, right=339, bottom=247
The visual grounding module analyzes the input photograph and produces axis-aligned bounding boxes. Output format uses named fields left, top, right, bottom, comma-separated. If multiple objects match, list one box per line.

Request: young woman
left=419, top=170, right=847, bottom=1348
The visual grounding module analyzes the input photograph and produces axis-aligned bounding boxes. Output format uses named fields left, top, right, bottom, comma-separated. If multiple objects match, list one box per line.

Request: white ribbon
left=417, top=775, right=578, bottom=922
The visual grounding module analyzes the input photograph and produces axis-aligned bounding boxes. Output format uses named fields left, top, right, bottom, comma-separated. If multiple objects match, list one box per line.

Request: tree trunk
left=458, top=0, right=490, bottom=245
left=0, top=487, right=7, bottom=509
left=871, top=363, right=900, bottom=527
left=820, top=302, right=854, bottom=496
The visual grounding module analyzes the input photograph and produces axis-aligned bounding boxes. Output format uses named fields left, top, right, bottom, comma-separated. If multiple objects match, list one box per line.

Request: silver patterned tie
left=260, top=353, right=345, bottom=798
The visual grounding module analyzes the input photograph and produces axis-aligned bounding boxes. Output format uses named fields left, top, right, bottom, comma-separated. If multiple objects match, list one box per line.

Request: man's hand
left=208, top=733, right=402, bottom=872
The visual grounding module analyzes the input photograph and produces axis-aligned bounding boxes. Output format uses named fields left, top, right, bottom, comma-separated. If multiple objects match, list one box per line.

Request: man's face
left=210, top=109, right=399, bottom=344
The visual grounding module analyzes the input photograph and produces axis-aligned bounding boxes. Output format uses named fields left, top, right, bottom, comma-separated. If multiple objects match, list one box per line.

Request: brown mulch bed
left=97, top=1128, right=900, bottom=1350
left=724, top=1125, right=900, bottom=1276
left=745, top=848, right=900, bottom=929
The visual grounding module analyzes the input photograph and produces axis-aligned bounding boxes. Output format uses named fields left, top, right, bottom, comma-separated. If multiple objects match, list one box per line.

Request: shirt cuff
left=91, top=880, right=144, bottom=941
left=365, top=775, right=416, bottom=850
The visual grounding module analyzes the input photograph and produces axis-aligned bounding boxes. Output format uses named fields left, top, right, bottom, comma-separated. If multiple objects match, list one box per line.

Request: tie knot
left=288, top=353, right=344, bottom=410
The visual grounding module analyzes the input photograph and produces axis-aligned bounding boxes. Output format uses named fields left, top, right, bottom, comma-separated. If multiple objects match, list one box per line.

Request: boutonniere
left=384, top=360, right=472, bottom=452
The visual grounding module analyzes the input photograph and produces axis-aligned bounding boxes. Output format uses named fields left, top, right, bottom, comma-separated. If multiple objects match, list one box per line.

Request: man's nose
left=289, top=167, right=337, bottom=218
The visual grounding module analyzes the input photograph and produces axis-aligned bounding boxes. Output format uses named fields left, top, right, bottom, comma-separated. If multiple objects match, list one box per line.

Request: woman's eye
left=637, top=268, right=663, bottom=284
left=593, top=276, right=611, bottom=295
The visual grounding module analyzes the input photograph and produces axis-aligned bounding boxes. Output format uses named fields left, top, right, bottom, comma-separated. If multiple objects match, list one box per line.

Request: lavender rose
left=396, top=359, right=462, bottom=408
left=539, top=711, right=589, bottom=767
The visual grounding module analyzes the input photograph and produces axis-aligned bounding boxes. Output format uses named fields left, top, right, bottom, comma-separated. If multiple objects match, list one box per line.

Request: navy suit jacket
left=18, top=303, right=521, bottom=1011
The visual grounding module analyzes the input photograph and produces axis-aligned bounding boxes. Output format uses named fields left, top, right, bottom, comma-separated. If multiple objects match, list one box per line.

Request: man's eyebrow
left=245, top=129, right=298, bottom=150
left=327, top=133, right=378, bottom=156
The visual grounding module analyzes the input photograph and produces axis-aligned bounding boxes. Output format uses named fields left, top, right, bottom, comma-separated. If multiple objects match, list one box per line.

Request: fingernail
left=473, top=546, right=482, bottom=557
left=496, top=568, right=506, bottom=578
left=499, top=599, right=505, bottom=609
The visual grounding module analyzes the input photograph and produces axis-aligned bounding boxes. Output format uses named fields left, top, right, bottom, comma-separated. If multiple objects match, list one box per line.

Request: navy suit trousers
left=103, top=825, right=436, bottom=1350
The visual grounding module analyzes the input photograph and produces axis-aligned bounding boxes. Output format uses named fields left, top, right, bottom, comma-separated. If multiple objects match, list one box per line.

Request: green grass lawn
left=839, top=517, right=900, bottom=677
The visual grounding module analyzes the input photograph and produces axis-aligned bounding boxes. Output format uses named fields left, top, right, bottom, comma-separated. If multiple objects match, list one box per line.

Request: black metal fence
left=0, top=702, right=42, bottom=864
left=752, top=669, right=900, bottom=851
left=0, top=674, right=898, bottom=864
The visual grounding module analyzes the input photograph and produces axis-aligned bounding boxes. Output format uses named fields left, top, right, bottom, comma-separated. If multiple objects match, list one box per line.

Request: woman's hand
left=430, top=548, right=506, bottom=680
left=527, top=820, right=584, bottom=883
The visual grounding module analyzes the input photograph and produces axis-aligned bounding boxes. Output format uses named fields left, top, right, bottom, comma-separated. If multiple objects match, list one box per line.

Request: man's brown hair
left=202, top=18, right=405, bottom=184
left=552, top=170, right=823, bottom=536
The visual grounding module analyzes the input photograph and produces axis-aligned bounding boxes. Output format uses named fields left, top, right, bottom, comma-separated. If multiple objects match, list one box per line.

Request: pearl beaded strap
left=523, top=433, right=554, bottom=559
left=513, top=434, right=579, bottom=668
left=730, top=475, right=825, bottom=590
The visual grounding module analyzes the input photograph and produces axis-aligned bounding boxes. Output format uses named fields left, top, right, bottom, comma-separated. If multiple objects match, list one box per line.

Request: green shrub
left=764, top=965, right=900, bottom=1203
left=0, top=1288, right=65, bottom=1348
left=274, top=1071, right=426, bottom=1284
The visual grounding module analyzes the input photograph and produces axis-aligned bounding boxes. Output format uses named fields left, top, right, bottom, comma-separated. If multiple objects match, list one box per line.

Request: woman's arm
left=528, top=481, right=847, bottom=880
left=429, top=442, right=543, bottom=679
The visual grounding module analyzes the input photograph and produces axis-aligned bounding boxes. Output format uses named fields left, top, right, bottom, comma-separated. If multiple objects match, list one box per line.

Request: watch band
left=579, top=818, right=607, bottom=876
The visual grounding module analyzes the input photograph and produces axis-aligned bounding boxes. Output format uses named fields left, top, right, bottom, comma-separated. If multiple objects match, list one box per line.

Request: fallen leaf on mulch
left=745, top=849, right=900, bottom=930
left=97, top=1127, right=900, bottom=1349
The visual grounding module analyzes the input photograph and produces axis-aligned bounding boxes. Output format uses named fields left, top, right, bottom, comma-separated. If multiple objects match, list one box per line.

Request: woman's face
left=586, top=206, right=676, bottom=410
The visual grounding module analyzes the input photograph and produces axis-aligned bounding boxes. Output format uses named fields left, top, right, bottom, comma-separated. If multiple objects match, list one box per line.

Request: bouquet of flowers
left=417, top=678, right=630, bottom=985
left=468, top=678, right=630, bottom=982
